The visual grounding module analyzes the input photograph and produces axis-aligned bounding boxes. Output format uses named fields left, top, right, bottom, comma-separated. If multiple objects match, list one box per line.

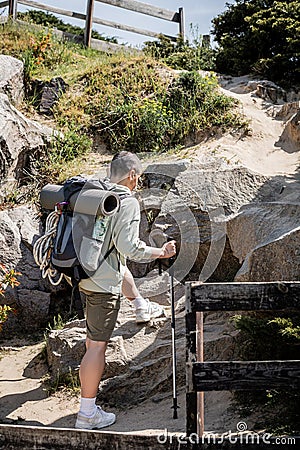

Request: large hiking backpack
left=34, top=176, right=124, bottom=319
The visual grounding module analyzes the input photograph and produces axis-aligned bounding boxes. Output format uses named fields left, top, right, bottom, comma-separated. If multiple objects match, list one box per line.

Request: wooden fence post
left=196, top=312, right=204, bottom=437
left=178, top=7, right=185, bottom=39
left=8, top=0, right=17, bottom=19
left=185, top=284, right=197, bottom=436
left=84, top=0, right=95, bottom=47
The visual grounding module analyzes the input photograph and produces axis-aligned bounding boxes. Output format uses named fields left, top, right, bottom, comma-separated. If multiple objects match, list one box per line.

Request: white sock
left=79, top=397, right=97, bottom=417
left=133, top=296, right=148, bottom=309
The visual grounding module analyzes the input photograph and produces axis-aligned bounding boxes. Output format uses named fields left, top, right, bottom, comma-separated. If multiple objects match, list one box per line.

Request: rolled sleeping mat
left=40, top=184, right=120, bottom=216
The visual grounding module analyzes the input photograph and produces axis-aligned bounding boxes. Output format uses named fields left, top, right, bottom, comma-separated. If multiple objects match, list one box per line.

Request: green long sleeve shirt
left=79, top=184, right=152, bottom=294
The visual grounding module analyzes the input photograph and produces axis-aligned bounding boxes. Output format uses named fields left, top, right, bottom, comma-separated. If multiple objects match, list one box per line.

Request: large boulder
left=235, top=227, right=300, bottom=282
left=227, top=202, right=300, bottom=263
left=147, top=160, right=284, bottom=283
left=0, top=93, right=53, bottom=199
left=277, top=109, right=300, bottom=152
left=248, top=80, right=287, bottom=104
left=46, top=320, right=86, bottom=380
left=0, top=55, right=24, bottom=106
left=0, top=206, right=68, bottom=333
left=226, top=196, right=300, bottom=281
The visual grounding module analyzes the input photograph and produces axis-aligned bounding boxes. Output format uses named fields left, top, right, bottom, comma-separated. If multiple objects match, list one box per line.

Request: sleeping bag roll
left=40, top=184, right=120, bottom=216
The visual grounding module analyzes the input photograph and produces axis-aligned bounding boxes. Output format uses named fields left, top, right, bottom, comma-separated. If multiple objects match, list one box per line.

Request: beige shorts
left=84, top=291, right=121, bottom=342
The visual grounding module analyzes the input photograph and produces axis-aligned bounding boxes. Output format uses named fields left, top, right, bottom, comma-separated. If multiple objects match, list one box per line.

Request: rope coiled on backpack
left=33, top=211, right=64, bottom=286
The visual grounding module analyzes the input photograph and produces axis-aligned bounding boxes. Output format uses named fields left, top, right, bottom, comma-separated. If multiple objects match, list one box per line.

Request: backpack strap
left=70, top=280, right=85, bottom=319
left=70, top=266, right=85, bottom=319
left=100, top=192, right=130, bottom=266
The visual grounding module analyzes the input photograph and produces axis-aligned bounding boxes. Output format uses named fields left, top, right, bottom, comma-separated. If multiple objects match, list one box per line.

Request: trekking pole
left=149, top=229, right=179, bottom=418
left=169, top=254, right=178, bottom=419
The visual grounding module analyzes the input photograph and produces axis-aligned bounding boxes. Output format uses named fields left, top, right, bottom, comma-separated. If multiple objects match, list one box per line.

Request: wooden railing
left=0, top=1, right=9, bottom=8
left=185, top=281, right=300, bottom=437
left=5, top=0, right=184, bottom=49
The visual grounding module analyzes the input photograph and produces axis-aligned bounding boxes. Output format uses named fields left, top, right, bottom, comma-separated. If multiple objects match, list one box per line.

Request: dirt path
left=187, top=76, right=299, bottom=176
left=0, top=341, right=239, bottom=434
left=0, top=343, right=79, bottom=428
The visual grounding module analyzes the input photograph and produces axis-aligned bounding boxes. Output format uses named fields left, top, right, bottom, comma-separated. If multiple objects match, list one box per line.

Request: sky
left=14, top=0, right=235, bottom=47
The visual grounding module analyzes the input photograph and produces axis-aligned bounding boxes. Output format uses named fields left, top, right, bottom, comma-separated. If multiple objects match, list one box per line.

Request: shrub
left=143, top=28, right=216, bottom=72
left=231, top=312, right=300, bottom=434
left=0, top=265, right=20, bottom=331
left=56, top=58, right=246, bottom=153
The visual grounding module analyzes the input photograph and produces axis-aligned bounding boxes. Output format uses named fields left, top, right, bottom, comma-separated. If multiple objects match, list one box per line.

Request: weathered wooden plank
left=193, top=360, right=300, bottom=391
left=189, top=281, right=300, bottom=312
left=90, top=36, right=139, bottom=53
left=0, top=424, right=184, bottom=449
left=18, top=0, right=86, bottom=21
left=93, top=15, right=177, bottom=40
left=0, top=1, right=9, bottom=8
left=1, top=424, right=297, bottom=449
left=96, top=0, right=180, bottom=23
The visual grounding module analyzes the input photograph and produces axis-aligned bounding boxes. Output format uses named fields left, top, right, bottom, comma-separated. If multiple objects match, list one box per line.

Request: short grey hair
left=109, top=151, right=143, bottom=183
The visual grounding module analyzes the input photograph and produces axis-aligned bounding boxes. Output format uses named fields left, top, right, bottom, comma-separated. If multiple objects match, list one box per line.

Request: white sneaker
left=135, top=299, right=165, bottom=323
left=75, top=406, right=116, bottom=430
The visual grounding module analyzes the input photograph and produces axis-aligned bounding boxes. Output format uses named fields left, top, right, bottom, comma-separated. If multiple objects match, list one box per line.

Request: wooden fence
left=185, top=281, right=300, bottom=436
left=4, top=0, right=184, bottom=49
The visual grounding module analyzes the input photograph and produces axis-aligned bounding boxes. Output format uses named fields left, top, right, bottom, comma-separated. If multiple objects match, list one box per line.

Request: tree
left=212, top=1, right=300, bottom=87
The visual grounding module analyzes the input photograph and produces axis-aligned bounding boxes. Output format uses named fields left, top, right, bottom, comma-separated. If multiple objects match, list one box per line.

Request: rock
left=235, top=226, right=300, bottom=282
left=227, top=199, right=300, bottom=282
left=227, top=202, right=300, bottom=263
left=152, top=162, right=284, bottom=282
left=0, top=93, right=53, bottom=198
left=266, top=101, right=299, bottom=120
left=253, top=80, right=287, bottom=104
left=143, top=160, right=190, bottom=189
left=0, top=206, right=45, bottom=290
left=46, top=322, right=86, bottom=379
left=103, top=335, right=129, bottom=380
left=134, top=268, right=185, bottom=305
left=30, top=77, right=69, bottom=116
left=17, top=288, right=51, bottom=325
left=172, top=163, right=284, bottom=214
left=0, top=55, right=24, bottom=106
left=276, top=109, right=300, bottom=152
left=0, top=206, right=68, bottom=333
